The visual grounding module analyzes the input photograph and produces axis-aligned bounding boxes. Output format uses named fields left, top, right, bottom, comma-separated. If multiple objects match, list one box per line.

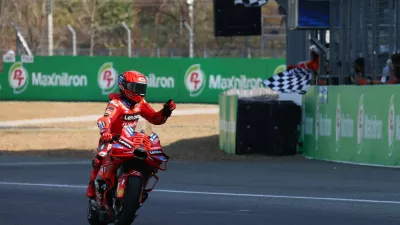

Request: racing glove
left=162, top=99, right=176, bottom=117
left=100, top=129, right=113, bottom=141
left=97, top=117, right=113, bottom=141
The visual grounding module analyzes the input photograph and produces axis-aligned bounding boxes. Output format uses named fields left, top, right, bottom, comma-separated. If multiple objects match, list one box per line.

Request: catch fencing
left=0, top=0, right=286, bottom=58
left=327, top=0, right=398, bottom=83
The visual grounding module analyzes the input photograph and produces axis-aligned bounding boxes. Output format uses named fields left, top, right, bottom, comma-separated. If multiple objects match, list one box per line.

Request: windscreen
left=134, top=117, right=154, bottom=136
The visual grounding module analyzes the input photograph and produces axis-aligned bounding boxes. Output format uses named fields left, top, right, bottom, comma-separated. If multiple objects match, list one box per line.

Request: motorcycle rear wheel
left=113, top=176, right=144, bottom=225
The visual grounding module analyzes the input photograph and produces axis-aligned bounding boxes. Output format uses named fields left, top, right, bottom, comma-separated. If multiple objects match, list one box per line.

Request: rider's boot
left=86, top=157, right=101, bottom=198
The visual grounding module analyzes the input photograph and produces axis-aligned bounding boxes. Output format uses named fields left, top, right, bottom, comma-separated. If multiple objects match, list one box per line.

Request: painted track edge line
left=154, top=189, right=400, bottom=204
left=0, top=181, right=399, bottom=205
left=304, top=156, right=400, bottom=169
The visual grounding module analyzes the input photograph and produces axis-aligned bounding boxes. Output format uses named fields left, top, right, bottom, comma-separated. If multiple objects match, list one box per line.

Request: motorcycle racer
left=86, top=70, right=176, bottom=199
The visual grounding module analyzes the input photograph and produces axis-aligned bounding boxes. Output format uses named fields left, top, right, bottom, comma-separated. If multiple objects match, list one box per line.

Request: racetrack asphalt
left=0, top=156, right=399, bottom=225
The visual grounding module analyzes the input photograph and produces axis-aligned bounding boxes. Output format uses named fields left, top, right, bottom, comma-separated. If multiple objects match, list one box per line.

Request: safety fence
left=2, top=0, right=286, bottom=58
left=0, top=56, right=286, bottom=104
left=301, top=85, right=400, bottom=167
left=327, top=0, right=399, bottom=83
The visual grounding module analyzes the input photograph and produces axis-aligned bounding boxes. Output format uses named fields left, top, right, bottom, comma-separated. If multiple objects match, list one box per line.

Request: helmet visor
left=126, top=82, right=147, bottom=96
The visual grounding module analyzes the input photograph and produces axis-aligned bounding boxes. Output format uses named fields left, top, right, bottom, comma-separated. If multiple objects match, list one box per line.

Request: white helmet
left=309, top=45, right=319, bottom=55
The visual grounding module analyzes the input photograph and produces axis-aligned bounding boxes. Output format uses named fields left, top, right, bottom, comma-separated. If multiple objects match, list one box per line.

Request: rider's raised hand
left=166, top=98, right=176, bottom=111
left=162, top=98, right=176, bottom=117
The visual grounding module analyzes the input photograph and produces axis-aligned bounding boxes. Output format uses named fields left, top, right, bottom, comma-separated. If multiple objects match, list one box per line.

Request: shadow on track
left=0, top=134, right=302, bottom=162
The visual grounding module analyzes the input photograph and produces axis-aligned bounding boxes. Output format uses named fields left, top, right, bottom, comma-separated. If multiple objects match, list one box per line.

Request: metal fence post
left=187, top=0, right=194, bottom=58
left=47, top=0, right=53, bottom=56
left=338, top=0, right=345, bottom=84
left=350, top=0, right=359, bottom=63
left=328, top=0, right=336, bottom=80
left=396, top=1, right=400, bottom=51
left=122, top=22, right=131, bottom=57
left=388, top=0, right=394, bottom=53
left=361, top=0, right=368, bottom=74
left=184, top=22, right=193, bottom=58
left=371, top=0, right=378, bottom=79
left=67, top=24, right=77, bottom=56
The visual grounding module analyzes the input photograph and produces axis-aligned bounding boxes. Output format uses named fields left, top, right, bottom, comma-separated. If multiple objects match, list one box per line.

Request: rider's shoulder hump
left=108, top=93, right=122, bottom=100
left=108, top=93, right=122, bottom=105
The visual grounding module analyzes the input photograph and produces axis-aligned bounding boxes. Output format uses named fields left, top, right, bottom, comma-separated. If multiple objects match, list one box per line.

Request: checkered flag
left=262, top=68, right=313, bottom=95
left=234, top=0, right=269, bottom=7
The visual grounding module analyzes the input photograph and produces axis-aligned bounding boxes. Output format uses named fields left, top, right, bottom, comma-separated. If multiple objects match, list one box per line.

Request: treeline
left=0, top=0, right=286, bottom=57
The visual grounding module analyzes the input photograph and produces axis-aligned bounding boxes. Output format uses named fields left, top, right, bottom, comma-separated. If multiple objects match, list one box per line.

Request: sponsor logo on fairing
left=149, top=150, right=163, bottom=155
left=118, top=138, right=133, bottom=149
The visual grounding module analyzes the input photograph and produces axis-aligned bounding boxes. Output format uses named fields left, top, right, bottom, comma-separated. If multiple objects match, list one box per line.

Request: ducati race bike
left=87, top=120, right=169, bottom=225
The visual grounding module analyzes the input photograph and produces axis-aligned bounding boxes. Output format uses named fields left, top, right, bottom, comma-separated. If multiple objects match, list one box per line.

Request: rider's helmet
left=118, top=70, right=147, bottom=103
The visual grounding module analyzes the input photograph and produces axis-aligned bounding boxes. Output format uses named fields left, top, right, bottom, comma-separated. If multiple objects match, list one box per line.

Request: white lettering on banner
left=209, top=75, right=263, bottom=90
left=340, top=114, right=354, bottom=137
left=304, top=116, right=313, bottom=135
left=146, top=73, right=175, bottom=88
left=396, top=116, right=400, bottom=141
left=32, top=72, right=88, bottom=87
left=318, top=113, right=332, bottom=137
left=356, top=94, right=364, bottom=154
left=363, top=115, right=383, bottom=140
left=315, top=104, right=320, bottom=142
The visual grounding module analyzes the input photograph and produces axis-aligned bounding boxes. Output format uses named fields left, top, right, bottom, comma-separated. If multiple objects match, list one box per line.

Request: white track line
left=0, top=108, right=218, bottom=127
left=0, top=181, right=399, bottom=205
left=305, top=156, right=400, bottom=169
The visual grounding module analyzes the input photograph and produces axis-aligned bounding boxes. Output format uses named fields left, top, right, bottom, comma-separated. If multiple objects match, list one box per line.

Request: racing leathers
left=86, top=93, right=174, bottom=198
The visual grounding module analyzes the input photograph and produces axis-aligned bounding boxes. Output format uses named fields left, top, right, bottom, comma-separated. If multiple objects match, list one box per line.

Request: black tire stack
left=235, top=98, right=301, bottom=156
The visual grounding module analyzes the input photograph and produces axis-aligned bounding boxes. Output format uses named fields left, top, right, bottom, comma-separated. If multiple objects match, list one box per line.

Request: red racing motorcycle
left=87, top=120, right=169, bottom=225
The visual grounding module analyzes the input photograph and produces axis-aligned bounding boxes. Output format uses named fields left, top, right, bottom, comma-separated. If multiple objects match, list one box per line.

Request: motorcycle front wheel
left=113, top=176, right=144, bottom=225
left=87, top=199, right=108, bottom=225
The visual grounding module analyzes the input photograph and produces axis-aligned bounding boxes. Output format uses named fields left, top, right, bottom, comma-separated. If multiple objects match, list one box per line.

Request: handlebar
left=111, top=135, right=120, bottom=142
left=102, top=135, right=120, bottom=143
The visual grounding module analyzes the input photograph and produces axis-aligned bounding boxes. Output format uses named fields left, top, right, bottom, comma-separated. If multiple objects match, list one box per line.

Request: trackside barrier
left=302, top=85, right=400, bottom=167
left=0, top=56, right=286, bottom=103
left=219, top=88, right=290, bottom=155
